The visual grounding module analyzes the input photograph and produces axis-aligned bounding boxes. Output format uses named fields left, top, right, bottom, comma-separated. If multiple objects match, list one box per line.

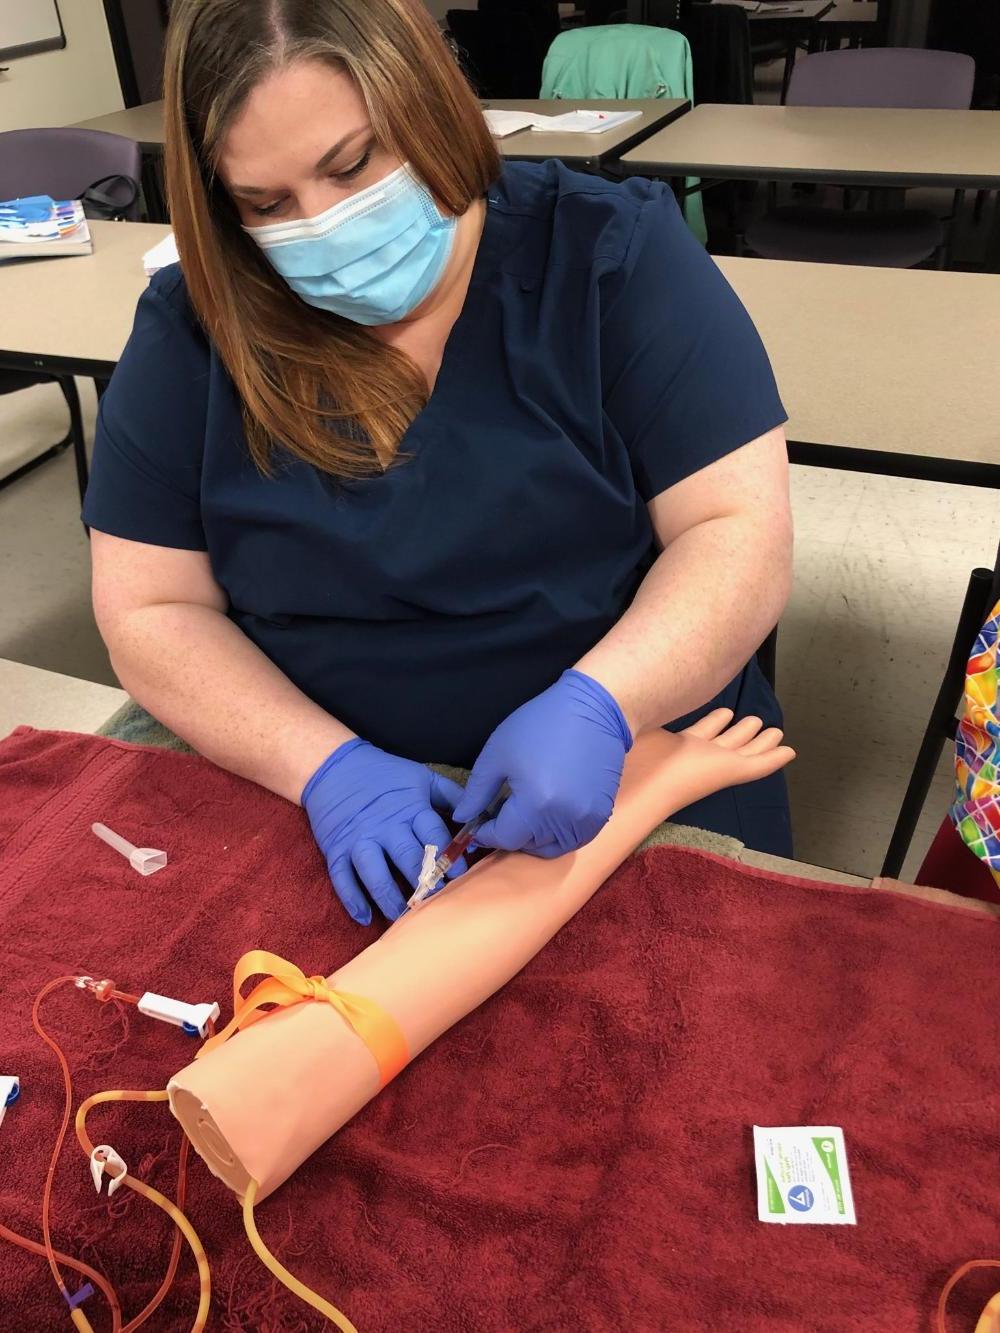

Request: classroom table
left=71, top=99, right=166, bottom=152
left=8, top=658, right=987, bottom=918
left=0, top=220, right=160, bottom=380
left=717, top=255, right=1000, bottom=487
left=1, top=223, right=997, bottom=490
left=0, top=659, right=126, bottom=739
left=72, top=97, right=690, bottom=174
left=621, top=102, right=1000, bottom=191
left=484, top=99, right=690, bottom=170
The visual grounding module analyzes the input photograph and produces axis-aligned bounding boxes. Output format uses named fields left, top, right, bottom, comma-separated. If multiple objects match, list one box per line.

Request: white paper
left=530, top=109, right=641, bottom=134
left=483, top=108, right=642, bottom=138
left=143, top=231, right=179, bottom=276
left=753, top=1126, right=856, bottom=1225
left=483, top=109, right=541, bottom=138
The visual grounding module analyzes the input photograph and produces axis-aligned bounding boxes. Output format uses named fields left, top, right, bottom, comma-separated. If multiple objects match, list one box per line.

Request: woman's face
left=218, top=59, right=401, bottom=226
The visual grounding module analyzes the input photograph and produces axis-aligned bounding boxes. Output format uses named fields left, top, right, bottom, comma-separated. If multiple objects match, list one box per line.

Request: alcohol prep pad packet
left=753, top=1126, right=857, bottom=1224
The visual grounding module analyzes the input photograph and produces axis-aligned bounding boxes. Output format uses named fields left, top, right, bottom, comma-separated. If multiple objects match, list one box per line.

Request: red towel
left=2, top=726, right=999, bottom=1332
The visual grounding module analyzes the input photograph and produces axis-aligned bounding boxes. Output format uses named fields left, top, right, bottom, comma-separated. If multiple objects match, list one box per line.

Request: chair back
left=0, top=127, right=143, bottom=218
left=447, top=8, right=552, bottom=98
left=540, top=24, right=693, bottom=99
left=787, top=47, right=975, bottom=110
left=677, top=3, right=753, bottom=104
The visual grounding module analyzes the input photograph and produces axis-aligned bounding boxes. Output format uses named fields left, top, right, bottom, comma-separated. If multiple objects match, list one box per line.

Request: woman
left=85, top=0, right=793, bottom=926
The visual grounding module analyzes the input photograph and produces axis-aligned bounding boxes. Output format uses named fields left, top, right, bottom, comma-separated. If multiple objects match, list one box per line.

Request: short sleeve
left=600, top=183, right=787, bottom=501
left=82, top=268, right=210, bottom=549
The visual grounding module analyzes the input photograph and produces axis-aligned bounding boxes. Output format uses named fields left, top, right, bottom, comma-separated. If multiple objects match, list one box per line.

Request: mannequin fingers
left=328, top=855, right=372, bottom=927
left=428, top=770, right=466, bottom=816
left=351, top=840, right=407, bottom=921
left=735, top=745, right=797, bottom=785
left=714, top=715, right=764, bottom=750
left=411, top=810, right=468, bottom=880
left=737, top=726, right=788, bottom=756
left=680, top=708, right=735, bottom=740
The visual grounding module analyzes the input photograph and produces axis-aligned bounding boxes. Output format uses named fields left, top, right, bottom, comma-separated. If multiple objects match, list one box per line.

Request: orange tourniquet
left=196, top=949, right=409, bottom=1088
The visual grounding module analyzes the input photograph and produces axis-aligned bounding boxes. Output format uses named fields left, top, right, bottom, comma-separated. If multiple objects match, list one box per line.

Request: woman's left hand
left=453, top=669, right=633, bottom=858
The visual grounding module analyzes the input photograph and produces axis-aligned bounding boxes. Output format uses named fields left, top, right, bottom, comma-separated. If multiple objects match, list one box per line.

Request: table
left=486, top=98, right=689, bottom=170
left=71, top=100, right=167, bottom=153
left=0, top=220, right=163, bottom=380
left=2, top=654, right=988, bottom=920
left=3, top=224, right=997, bottom=488
left=621, top=102, right=1000, bottom=190
left=0, top=659, right=126, bottom=739
left=717, top=255, right=1000, bottom=486
left=72, top=97, right=691, bottom=175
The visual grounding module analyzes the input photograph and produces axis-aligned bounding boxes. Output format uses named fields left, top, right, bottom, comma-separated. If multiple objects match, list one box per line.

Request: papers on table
left=483, top=108, right=642, bottom=138
left=0, top=196, right=92, bottom=260
left=142, top=231, right=179, bottom=276
left=710, top=0, right=835, bottom=14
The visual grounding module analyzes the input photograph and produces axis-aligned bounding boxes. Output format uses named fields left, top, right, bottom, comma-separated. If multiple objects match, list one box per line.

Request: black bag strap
left=81, top=173, right=140, bottom=220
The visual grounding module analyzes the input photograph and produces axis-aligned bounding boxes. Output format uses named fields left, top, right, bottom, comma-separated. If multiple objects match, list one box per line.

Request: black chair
left=678, top=3, right=754, bottom=105
left=881, top=541, right=1000, bottom=878
left=447, top=4, right=558, bottom=98
left=0, top=127, right=142, bottom=504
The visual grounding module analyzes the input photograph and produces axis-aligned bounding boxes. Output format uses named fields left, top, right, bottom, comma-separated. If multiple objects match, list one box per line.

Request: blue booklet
left=0, top=194, right=92, bottom=259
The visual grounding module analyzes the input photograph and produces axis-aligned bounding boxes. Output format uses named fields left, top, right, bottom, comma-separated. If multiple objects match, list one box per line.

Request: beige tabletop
left=0, top=220, right=163, bottom=371
left=819, top=1, right=879, bottom=21
left=0, top=659, right=126, bottom=739
left=71, top=99, right=166, bottom=152
left=483, top=98, right=689, bottom=168
left=69, top=97, right=689, bottom=171
left=718, top=255, right=1000, bottom=471
left=2, top=223, right=997, bottom=479
left=622, top=103, right=1000, bottom=188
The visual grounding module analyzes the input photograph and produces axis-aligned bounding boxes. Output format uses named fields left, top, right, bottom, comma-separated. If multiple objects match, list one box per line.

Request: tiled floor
left=1, top=376, right=998, bottom=884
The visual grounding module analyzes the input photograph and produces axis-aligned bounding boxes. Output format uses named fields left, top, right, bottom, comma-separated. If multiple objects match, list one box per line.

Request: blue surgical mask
left=243, top=164, right=456, bottom=326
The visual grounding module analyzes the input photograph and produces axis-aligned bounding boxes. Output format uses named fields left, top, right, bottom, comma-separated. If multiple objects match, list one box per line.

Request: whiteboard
left=0, top=0, right=66, bottom=61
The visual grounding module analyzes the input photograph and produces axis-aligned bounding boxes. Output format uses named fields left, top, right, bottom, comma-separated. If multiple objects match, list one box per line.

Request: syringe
left=409, top=782, right=511, bottom=910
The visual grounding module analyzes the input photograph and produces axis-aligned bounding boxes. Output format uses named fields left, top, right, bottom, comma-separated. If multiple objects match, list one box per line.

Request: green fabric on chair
left=539, top=24, right=707, bottom=243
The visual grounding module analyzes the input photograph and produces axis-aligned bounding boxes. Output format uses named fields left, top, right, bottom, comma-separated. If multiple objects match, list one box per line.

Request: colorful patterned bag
left=951, top=597, right=1000, bottom=888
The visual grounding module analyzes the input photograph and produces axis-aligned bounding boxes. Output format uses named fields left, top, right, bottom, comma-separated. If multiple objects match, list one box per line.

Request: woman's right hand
left=302, top=740, right=466, bottom=924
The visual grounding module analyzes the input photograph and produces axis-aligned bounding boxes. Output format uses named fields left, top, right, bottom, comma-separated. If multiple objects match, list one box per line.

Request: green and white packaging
left=753, top=1125, right=856, bottom=1225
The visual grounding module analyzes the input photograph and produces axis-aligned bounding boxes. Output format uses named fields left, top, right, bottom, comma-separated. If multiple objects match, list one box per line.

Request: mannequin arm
left=169, top=710, right=793, bottom=1200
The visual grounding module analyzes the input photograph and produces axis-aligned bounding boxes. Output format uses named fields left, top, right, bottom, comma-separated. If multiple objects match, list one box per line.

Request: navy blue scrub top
left=84, top=161, right=790, bottom=850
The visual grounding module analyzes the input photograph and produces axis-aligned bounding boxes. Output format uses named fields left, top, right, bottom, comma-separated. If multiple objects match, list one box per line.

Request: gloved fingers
left=474, top=794, right=537, bottom=853
left=452, top=759, right=506, bottom=824
left=351, top=839, right=408, bottom=921
left=411, top=809, right=468, bottom=880
left=384, top=824, right=435, bottom=893
left=428, top=771, right=466, bottom=816
left=328, top=854, right=372, bottom=927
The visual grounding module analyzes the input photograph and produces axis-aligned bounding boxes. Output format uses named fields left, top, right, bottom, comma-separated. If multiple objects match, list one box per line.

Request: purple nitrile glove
left=453, top=669, right=633, bottom=858
left=303, top=739, right=467, bottom=924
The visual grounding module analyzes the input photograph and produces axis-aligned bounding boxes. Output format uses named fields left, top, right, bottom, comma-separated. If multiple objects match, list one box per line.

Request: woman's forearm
left=575, top=510, right=793, bottom=736
left=106, top=602, right=354, bottom=802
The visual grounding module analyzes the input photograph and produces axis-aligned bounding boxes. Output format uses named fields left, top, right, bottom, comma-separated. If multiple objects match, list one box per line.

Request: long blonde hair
left=163, top=0, right=499, bottom=477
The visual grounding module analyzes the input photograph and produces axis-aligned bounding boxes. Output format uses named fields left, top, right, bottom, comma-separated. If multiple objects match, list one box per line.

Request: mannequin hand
left=454, top=669, right=633, bottom=858
left=303, top=740, right=465, bottom=924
